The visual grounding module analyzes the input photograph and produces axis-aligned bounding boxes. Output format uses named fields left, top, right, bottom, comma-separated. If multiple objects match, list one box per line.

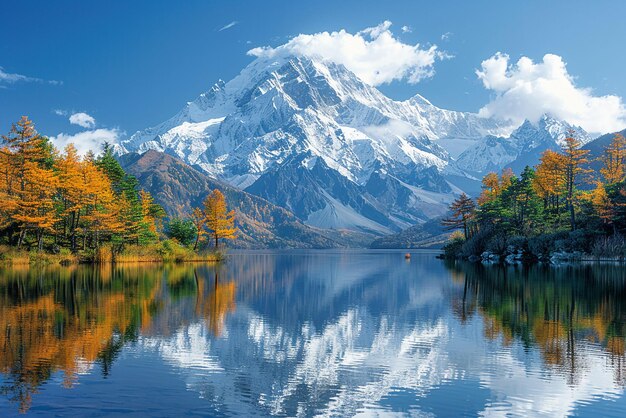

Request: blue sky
left=1, top=0, right=625, bottom=142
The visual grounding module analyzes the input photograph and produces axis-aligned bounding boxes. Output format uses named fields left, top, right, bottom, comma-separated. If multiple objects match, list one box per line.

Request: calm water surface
left=2, top=250, right=626, bottom=417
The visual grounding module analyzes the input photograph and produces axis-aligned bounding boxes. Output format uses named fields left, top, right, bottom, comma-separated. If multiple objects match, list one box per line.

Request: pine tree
left=96, top=142, right=126, bottom=192
left=166, top=217, right=197, bottom=246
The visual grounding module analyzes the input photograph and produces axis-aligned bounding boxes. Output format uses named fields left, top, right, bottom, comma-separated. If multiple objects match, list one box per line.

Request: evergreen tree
left=166, top=218, right=198, bottom=247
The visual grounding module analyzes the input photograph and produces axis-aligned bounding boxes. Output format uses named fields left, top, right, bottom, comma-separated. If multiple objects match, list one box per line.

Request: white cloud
left=0, top=67, right=35, bottom=83
left=0, top=66, right=61, bottom=86
left=51, top=128, right=121, bottom=156
left=218, top=21, right=238, bottom=32
left=69, top=112, right=96, bottom=128
left=477, top=52, right=626, bottom=134
left=401, top=25, right=412, bottom=33
left=441, top=32, right=452, bottom=41
left=247, top=21, right=446, bottom=86
left=54, top=109, right=67, bottom=116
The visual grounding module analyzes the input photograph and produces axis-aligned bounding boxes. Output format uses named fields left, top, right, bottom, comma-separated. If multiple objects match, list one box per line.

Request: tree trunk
left=37, top=230, right=43, bottom=252
left=215, top=234, right=219, bottom=249
left=17, top=229, right=26, bottom=249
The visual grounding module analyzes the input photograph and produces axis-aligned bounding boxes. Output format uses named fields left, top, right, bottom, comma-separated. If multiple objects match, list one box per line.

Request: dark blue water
left=1, top=250, right=626, bottom=417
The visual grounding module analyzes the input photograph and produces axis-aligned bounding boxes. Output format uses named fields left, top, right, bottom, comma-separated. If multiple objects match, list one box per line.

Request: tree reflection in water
left=446, top=261, right=626, bottom=386
left=0, top=263, right=236, bottom=413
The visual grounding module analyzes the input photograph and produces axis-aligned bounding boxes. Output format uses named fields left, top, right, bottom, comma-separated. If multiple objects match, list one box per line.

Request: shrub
left=591, top=234, right=626, bottom=258
left=527, top=231, right=564, bottom=258
left=486, top=233, right=508, bottom=255
left=460, top=228, right=494, bottom=257
left=442, top=231, right=465, bottom=259
left=506, top=236, right=528, bottom=252
left=568, top=229, right=592, bottom=253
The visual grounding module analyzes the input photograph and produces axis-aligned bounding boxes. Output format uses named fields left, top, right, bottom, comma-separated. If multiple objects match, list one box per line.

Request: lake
left=2, top=250, right=626, bottom=417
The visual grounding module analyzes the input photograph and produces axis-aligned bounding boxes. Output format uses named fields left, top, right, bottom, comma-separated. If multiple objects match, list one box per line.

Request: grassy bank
left=0, top=240, right=223, bottom=266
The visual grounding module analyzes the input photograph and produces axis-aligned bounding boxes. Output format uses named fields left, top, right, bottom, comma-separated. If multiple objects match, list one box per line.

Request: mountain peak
left=117, top=53, right=512, bottom=232
left=406, top=94, right=433, bottom=107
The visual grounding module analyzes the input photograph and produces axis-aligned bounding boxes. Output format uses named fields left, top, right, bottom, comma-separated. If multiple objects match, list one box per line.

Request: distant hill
left=369, top=218, right=449, bottom=249
left=117, top=150, right=370, bottom=249
left=582, top=128, right=626, bottom=173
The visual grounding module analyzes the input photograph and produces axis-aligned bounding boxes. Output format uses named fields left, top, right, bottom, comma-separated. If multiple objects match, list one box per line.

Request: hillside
left=118, top=150, right=371, bottom=248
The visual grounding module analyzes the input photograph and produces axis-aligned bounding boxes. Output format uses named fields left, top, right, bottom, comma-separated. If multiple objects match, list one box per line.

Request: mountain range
left=115, top=53, right=613, bottom=247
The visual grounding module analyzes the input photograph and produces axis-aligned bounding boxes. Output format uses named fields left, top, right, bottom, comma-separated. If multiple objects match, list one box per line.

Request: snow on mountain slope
left=456, top=114, right=592, bottom=175
left=120, top=55, right=604, bottom=234
left=119, top=55, right=508, bottom=186
left=117, top=55, right=514, bottom=233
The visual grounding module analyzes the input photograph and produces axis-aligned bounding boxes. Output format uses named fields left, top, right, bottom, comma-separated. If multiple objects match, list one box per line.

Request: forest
left=443, top=132, right=626, bottom=262
left=0, top=117, right=237, bottom=264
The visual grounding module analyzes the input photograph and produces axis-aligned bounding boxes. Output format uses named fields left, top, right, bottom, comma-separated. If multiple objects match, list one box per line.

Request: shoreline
left=0, top=250, right=224, bottom=267
left=439, top=252, right=626, bottom=265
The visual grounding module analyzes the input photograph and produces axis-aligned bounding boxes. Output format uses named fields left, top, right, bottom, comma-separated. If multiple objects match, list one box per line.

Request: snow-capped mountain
left=118, top=55, right=605, bottom=234
left=118, top=55, right=514, bottom=233
left=120, top=56, right=508, bottom=185
left=456, top=115, right=592, bottom=175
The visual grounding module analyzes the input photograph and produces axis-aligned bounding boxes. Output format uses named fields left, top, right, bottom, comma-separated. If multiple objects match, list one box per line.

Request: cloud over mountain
left=247, top=21, right=446, bottom=86
left=477, top=53, right=626, bottom=134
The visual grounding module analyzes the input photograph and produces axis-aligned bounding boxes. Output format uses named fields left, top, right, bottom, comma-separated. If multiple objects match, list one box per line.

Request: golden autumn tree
left=500, top=168, right=514, bottom=190
left=202, top=189, right=237, bottom=249
left=0, top=145, right=18, bottom=231
left=478, top=168, right=514, bottom=205
left=478, top=172, right=500, bottom=205
left=1, top=117, right=57, bottom=249
left=138, top=190, right=165, bottom=244
left=533, top=149, right=567, bottom=228
left=588, top=181, right=616, bottom=232
left=441, top=193, right=477, bottom=239
left=56, top=144, right=85, bottom=250
left=13, top=161, right=59, bottom=250
left=80, top=160, right=125, bottom=248
left=600, top=133, right=626, bottom=185
left=562, top=136, right=590, bottom=230
left=190, top=207, right=207, bottom=251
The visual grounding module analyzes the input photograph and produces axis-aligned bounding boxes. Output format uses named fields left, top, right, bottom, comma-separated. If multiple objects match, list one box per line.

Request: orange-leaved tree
left=1, top=117, right=57, bottom=249
left=562, top=135, right=590, bottom=231
left=441, top=193, right=477, bottom=239
left=191, top=207, right=207, bottom=251
left=600, top=133, right=626, bottom=185
left=202, top=189, right=237, bottom=249
left=533, top=149, right=567, bottom=229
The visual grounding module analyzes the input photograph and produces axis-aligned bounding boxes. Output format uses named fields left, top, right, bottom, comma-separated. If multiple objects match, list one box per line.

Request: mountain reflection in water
left=1, top=251, right=626, bottom=417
